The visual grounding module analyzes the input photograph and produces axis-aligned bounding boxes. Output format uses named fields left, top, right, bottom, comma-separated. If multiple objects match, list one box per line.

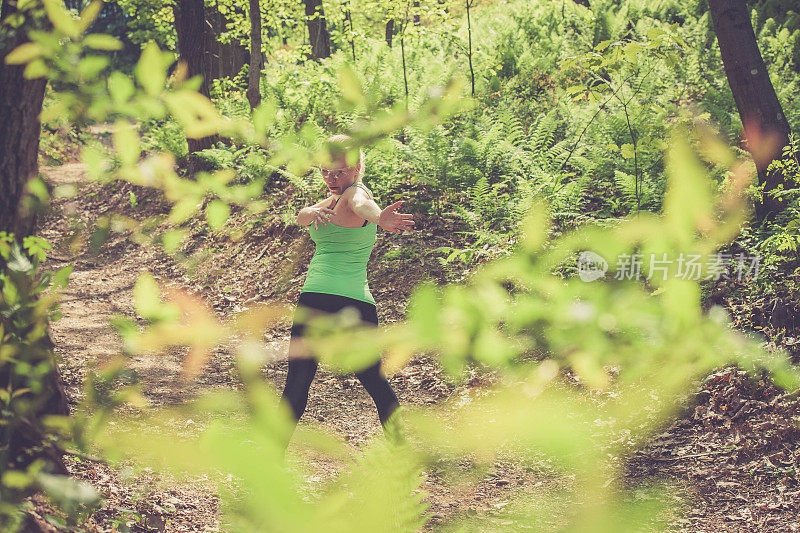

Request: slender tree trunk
left=303, top=0, right=331, bottom=60
left=401, top=22, right=409, bottom=107
left=708, top=0, right=792, bottom=220
left=173, top=0, right=220, bottom=164
left=466, top=0, right=475, bottom=96
left=385, top=18, right=394, bottom=48
left=398, top=5, right=410, bottom=144
left=344, top=0, right=356, bottom=62
left=247, top=0, right=263, bottom=109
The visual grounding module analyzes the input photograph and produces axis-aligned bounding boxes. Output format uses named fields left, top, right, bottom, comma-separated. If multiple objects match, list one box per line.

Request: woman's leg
left=280, top=293, right=323, bottom=442
left=281, top=293, right=404, bottom=444
left=281, top=355, right=319, bottom=422
left=347, top=299, right=404, bottom=442
left=354, top=361, right=401, bottom=425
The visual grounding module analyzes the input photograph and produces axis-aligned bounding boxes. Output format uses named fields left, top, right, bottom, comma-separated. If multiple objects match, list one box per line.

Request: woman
left=281, top=135, right=414, bottom=447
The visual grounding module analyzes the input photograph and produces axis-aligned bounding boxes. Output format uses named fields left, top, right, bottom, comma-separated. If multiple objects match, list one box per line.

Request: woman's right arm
left=297, top=197, right=335, bottom=230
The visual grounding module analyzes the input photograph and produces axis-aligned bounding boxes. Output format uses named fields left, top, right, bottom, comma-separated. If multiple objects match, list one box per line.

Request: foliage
left=741, top=137, right=800, bottom=277
left=39, top=125, right=88, bottom=166
left=138, top=116, right=188, bottom=160
left=112, top=0, right=177, bottom=51
left=100, top=0, right=798, bottom=240
left=193, top=0, right=800, bottom=231
left=2, top=0, right=464, bottom=529
left=4, top=0, right=800, bottom=530
left=107, top=126, right=800, bottom=531
left=0, top=232, right=100, bottom=530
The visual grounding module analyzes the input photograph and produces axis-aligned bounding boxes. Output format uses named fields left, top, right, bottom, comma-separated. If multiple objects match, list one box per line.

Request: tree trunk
left=207, top=2, right=248, bottom=79
left=247, top=0, right=263, bottom=109
left=413, top=1, right=420, bottom=25
left=0, top=0, right=69, bottom=479
left=173, top=0, right=220, bottom=165
left=466, top=0, right=474, bottom=96
left=0, top=35, right=47, bottom=236
left=304, top=0, right=330, bottom=60
left=708, top=0, right=792, bottom=220
left=344, top=0, right=355, bottom=62
left=385, top=19, right=394, bottom=48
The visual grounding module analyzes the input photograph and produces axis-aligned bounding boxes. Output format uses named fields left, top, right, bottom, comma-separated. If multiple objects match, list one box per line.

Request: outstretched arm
left=297, top=196, right=335, bottom=230
left=350, top=188, right=415, bottom=234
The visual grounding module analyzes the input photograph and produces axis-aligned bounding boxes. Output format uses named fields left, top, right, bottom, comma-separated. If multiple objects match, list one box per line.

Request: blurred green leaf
left=37, top=473, right=100, bottom=514
left=112, top=120, right=140, bottom=167
left=133, top=272, right=165, bottom=322
left=4, top=42, right=44, bottom=65
left=135, top=41, right=166, bottom=97
left=337, top=65, right=365, bottom=107
left=77, top=55, right=109, bottom=79
left=205, top=200, right=230, bottom=230
left=108, top=71, right=135, bottom=104
left=51, top=265, right=73, bottom=289
left=43, top=0, right=80, bottom=38
left=620, top=143, right=635, bottom=159
left=164, top=90, right=224, bottom=138
left=23, top=59, right=48, bottom=79
left=168, top=197, right=201, bottom=225
left=1, top=471, right=33, bottom=490
left=82, top=33, right=122, bottom=51
left=77, top=0, right=103, bottom=35
left=160, top=229, right=186, bottom=254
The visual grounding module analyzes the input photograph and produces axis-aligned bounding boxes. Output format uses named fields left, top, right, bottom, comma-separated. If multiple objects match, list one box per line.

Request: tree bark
left=385, top=19, right=394, bottom=48
left=708, top=0, right=792, bottom=220
left=0, top=28, right=47, bottom=236
left=247, top=0, right=263, bottom=109
left=466, top=0, right=474, bottom=96
left=207, top=2, right=248, bottom=79
left=343, top=0, right=355, bottom=62
left=0, top=0, right=69, bottom=479
left=173, top=0, right=220, bottom=164
left=304, top=0, right=331, bottom=60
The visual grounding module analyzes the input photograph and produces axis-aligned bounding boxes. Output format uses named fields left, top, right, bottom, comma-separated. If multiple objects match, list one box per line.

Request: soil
left=25, top=156, right=800, bottom=532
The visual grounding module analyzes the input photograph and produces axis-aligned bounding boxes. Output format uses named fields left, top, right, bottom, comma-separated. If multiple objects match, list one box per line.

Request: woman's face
left=321, top=155, right=359, bottom=195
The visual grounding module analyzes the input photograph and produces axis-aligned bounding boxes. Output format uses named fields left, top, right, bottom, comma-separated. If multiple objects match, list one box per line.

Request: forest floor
left=25, top=153, right=800, bottom=532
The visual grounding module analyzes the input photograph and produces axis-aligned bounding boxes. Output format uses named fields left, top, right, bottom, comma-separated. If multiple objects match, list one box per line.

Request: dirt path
left=35, top=162, right=542, bottom=532
left=34, top=159, right=800, bottom=532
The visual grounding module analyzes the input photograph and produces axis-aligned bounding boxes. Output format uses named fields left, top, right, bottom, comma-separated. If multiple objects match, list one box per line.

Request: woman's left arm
left=350, top=188, right=415, bottom=234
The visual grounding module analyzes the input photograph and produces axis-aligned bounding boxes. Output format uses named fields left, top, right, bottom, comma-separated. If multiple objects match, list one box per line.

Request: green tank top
left=301, top=183, right=378, bottom=304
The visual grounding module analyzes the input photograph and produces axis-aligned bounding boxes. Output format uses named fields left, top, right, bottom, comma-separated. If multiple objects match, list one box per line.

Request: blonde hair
left=327, top=134, right=365, bottom=182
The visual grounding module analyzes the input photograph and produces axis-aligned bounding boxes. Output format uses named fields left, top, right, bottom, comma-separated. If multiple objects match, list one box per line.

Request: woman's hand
left=378, top=201, right=415, bottom=234
left=297, top=205, right=335, bottom=229
left=310, top=206, right=334, bottom=230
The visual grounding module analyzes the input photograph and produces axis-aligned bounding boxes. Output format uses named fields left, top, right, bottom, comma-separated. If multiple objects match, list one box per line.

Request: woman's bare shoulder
left=309, top=195, right=336, bottom=208
left=342, top=183, right=372, bottom=203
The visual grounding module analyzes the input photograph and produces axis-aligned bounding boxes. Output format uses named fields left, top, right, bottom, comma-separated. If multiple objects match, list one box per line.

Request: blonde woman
left=281, top=135, right=414, bottom=445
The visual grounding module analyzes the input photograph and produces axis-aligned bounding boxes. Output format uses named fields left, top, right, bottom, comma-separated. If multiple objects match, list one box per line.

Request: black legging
left=281, top=292, right=400, bottom=433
